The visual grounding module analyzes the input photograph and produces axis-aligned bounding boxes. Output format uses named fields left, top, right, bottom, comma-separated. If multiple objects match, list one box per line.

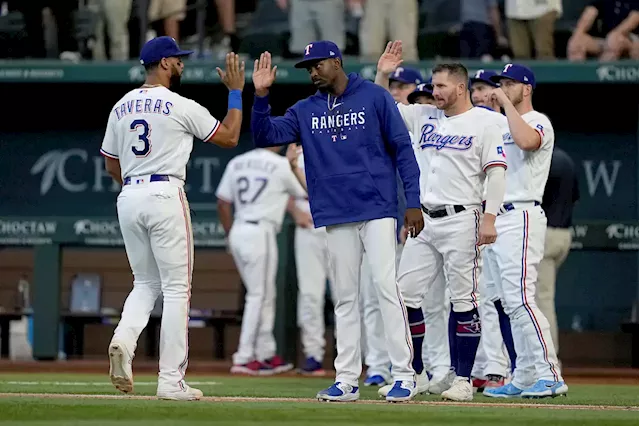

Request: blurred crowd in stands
left=0, top=0, right=637, bottom=62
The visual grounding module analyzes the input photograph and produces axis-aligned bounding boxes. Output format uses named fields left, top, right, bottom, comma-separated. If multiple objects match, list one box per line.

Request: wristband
left=228, top=90, right=242, bottom=111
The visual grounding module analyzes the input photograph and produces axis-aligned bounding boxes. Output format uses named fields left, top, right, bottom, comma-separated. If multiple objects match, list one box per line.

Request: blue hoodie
left=252, top=73, right=421, bottom=228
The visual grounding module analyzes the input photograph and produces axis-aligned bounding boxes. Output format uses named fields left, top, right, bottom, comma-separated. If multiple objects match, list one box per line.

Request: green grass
left=0, top=373, right=636, bottom=426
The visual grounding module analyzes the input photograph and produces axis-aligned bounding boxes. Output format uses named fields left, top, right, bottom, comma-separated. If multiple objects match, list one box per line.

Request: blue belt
left=123, top=174, right=170, bottom=185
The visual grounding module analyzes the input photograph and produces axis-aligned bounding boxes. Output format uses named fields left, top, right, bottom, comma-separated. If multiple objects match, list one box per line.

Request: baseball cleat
left=378, top=383, right=392, bottom=398
left=428, top=368, right=456, bottom=395
left=316, top=382, right=359, bottom=402
left=379, top=370, right=429, bottom=397
left=520, top=380, right=568, bottom=398
left=262, top=355, right=293, bottom=374
left=364, top=374, right=389, bottom=387
left=299, top=357, right=325, bottom=376
left=473, top=374, right=505, bottom=392
left=483, top=382, right=524, bottom=398
left=108, top=341, right=133, bottom=394
left=416, top=370, right=430, bottom=394
left=157, top=384, right=203, bottom=401
left=385, top=380, right=416, bottom=402
left=230, top=360, right=266, bottom=376
left=441, top=376, right=473, bottom=402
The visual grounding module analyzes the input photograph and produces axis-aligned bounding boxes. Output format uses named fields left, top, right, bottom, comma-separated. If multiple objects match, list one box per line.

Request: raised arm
left=251, top=51, right=301, bottom=147
left=373, top=40, right=419, bottom=130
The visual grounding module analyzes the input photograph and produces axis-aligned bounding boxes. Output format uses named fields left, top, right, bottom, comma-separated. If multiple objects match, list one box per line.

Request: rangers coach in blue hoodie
left=251, top=41, right=423, bottom=403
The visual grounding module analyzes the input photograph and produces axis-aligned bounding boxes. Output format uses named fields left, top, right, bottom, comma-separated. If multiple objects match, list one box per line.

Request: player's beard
left=169, top=66, right=182, bottom=89
left=436, top=91, right=457, bottom=110
left=508, top=87, right=524, bottom=107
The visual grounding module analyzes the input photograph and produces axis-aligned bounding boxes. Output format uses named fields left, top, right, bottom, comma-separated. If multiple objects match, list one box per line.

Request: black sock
left=494, top=300, right=517, bottom=372
left=452, top=308, right=481, bottom=379
left=406, top=307, right=425, bottom=375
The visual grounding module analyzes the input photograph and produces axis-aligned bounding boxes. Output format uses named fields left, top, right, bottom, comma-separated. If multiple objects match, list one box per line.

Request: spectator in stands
left=539, top=147, right=580, bottom=356
left=9, top=0, right=81, bottom=61
left=460, top=0, right=509, bottom=59
left=148, top=0, right=187, bottom=40
left=567, top=0, right=639, bottom=61
left=276, top=0, right=346, bottom=57
left=212, top=0, right=241, bottom=57
left=354, top=0, right=418, bottom=62
left=505, top=0, right=562, bottom=59
left=89, top=0, right=131, bottom=60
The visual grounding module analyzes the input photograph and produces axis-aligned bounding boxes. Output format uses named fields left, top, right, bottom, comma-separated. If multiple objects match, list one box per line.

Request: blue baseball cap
left=469, top=69, right=499, bottom=88
left=490, top=64, right=536, bottom=89
left=407, top=79, right=433, bottom=104
left=389, top=67, right=423, bottom=85
left=140, top=36, right=193, bottom=65
left=294, top=40, right=342, bottom=68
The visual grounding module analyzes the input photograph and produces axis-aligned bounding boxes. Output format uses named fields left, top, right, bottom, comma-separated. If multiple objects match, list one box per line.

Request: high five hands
left=253, top=52, right=278, bottom=97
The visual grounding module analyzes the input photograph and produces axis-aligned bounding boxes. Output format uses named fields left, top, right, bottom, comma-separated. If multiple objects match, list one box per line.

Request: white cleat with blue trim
left=316, top=382, right=360, bottom=402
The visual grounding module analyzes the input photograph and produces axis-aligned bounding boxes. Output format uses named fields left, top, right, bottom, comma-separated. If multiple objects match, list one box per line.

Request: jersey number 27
left=237, top=177, right=268, bottom=205
left=130, top=119, right=151, bottom=157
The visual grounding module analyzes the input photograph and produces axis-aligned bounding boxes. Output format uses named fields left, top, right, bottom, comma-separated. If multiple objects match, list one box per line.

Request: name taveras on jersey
left=419, top=124, right=473, bottom=151
left=113, top=98, right=173, bottom=120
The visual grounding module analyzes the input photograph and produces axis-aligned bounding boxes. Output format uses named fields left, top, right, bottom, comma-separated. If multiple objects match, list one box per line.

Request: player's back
left=102, top=86, right=219, bottom=181
left=217, top=149, right=305, bottom=231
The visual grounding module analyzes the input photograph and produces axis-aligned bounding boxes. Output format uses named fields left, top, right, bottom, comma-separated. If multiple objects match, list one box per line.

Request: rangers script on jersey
left=100, top=85, right=221, bottom=181
left=216, top=149, right=307, bottom=231
left=395, top=104, right=507, bottom=209
left=501, top=111, right=555, bottom=204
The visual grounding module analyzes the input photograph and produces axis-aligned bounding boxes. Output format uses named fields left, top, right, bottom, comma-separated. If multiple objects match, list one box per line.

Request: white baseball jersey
left=293, top=151, right=312, bottom=214
left=396, top=104, right=507, bottom=209
left=215, top=149, right=307, bottom=231
left=501, top=110, right=555, bottom=204
left=100, top=85, right=220, bottom=181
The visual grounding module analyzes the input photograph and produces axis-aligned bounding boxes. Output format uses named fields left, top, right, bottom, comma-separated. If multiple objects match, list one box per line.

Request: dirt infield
left=0, top=360, right=637, bottom=385
left=0, top=392, right=636, bottom=411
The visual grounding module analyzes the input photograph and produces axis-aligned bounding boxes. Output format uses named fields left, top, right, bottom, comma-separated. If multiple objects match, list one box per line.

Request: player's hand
left=377, top=40, right=403, bottom=75
left=286, top=144, right=302, bottom=168
left=253, top=52, right=278, bottom=97
left=292, top=209, right=313, bottom=229
left=275, top=0, right=288, bottom=10
left=490, top=87, right=509, bottom=107
left=404, top=208, right=424, bottom=238
left=216, top=52, right=245, bottom=91
left=477, top=214, right=497, bottom=246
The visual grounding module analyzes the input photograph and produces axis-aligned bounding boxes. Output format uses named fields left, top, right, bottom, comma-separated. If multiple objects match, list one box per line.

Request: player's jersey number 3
left=237, top=177, right=268, bottom=205
left=130, top=119, right=152, bottom=157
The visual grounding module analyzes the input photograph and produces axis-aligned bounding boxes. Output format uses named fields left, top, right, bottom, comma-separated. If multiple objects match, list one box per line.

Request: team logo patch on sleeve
left=497, top=146, right=506, bottom=158
left=535, top=124, right=544, bottom=135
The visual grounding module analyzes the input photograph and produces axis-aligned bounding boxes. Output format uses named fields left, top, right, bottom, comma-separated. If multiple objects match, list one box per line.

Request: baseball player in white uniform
left=374, top=41, right=508, bottom=402
left=483, top=64, right=568, bottom=399
left=103, top=37, right=245, bottom=400
left=284, top=147, right=335, bottom=376
left=374, top=66, right=453, bottom=396
left=468, top=70, right=516, bottom=392
left=216, top=146, right=307, bottom=375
